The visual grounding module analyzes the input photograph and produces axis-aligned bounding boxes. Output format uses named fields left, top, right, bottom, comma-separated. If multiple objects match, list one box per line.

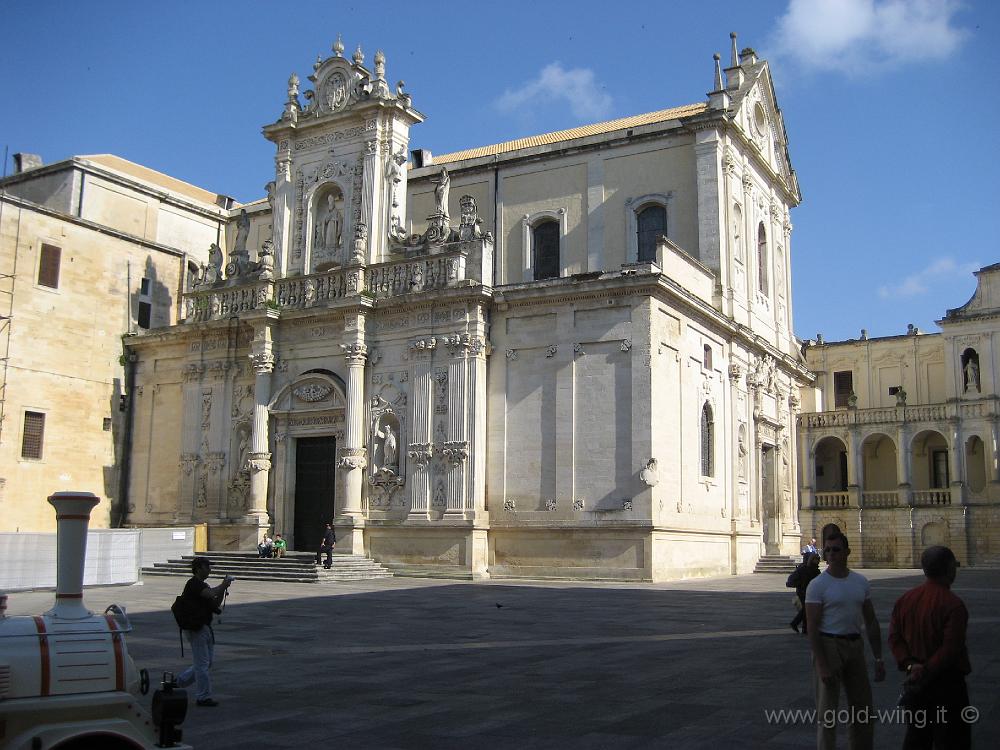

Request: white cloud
left=877, top=257, right=979, bottom=299
left=495, top=63, right=613, bottom=121
left=771, top=0, right=968, bottom=75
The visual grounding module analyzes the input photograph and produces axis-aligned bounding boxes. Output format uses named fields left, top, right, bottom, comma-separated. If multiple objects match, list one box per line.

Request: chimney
left=411, top=149, right=433, bottom=168
left=13, top=153, right=43, bottom=174
left=43, top=491, right=100, bottom=620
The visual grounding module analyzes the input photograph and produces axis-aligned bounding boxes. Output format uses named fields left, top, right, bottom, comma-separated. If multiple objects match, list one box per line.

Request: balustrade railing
left=814, top=492, right=850, bottom=509
left=183, top=245, right=482, bottom=323
left=911, top=489, right=951, bottom=506
left=800, top=400, right=993, bottom=431
left=862, top=490, right=898, bottom=508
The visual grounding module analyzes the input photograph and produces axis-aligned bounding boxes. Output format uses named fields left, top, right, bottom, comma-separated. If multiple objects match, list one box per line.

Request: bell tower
left=263, top=35, right=424, bottom=276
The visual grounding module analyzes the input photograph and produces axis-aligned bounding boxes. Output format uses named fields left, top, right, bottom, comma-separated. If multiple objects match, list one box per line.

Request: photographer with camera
left=175, top=556, right=233, bottom=707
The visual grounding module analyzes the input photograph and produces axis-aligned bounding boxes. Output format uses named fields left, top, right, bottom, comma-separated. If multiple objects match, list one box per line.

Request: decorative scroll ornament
left=293, top=383, right=333, bottom=402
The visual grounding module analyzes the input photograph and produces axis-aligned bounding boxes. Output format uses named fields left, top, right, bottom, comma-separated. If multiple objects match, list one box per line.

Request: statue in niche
left=964, top=355, right=980, bottom=393
left=314, top=193, right=343, bottom=254
left=375, top=421, right=398, bottom=471
left=432, top=167, right=450, bottom=220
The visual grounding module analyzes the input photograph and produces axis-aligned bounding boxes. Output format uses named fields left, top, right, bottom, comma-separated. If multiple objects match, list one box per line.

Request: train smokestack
left=44, top=491, right=100, bottom=620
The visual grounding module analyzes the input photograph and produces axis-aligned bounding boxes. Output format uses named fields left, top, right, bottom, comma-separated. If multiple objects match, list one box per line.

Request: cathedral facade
left=125, top=36, right=812, bottom=580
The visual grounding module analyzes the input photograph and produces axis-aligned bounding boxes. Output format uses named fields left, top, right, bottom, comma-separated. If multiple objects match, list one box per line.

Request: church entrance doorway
left=293, top=436, right=337, bottom=552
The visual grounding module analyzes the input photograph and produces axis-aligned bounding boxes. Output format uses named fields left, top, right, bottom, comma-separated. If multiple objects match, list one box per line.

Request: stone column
left=273, top=140, right=293, bottom=277
left=989, top=418, right=1000, bottom=485
left=247, top=347, right=274, bottom=526
left=948, top=418, right=964, bottom=505
left=445, top=337, right=468, bottom=514
left=407, top=339, right=434, bottom=518
left=338, top=336, right=369, bottom=522
left=896, top=424, right=912, bottom=506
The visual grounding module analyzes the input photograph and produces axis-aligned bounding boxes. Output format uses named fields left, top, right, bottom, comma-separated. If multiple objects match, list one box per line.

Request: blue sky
left=1, top=0, right=996, bottom=343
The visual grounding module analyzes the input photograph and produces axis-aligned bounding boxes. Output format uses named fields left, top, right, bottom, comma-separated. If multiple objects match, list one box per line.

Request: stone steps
left=381, top=563, right=474, bottom=580
left=140, top=551, right=393, bottom=583
left=753, top=554, right=799, bottom=574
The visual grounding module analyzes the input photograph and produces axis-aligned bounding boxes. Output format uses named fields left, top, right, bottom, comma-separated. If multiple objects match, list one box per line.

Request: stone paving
left=8, top=568, right=999, bottom=749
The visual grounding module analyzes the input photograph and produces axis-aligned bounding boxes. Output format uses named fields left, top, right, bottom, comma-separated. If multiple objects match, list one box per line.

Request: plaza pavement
left=7, top=568, right=999, bottom=749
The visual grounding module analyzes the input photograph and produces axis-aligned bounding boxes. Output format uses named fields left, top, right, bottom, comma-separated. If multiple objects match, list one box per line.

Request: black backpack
left=171, top=594, right=206, bottom=630
left=170, top=593, right=210, bottom=656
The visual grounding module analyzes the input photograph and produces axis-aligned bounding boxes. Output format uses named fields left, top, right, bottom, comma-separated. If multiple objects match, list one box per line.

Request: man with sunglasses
left=805, top=531, right=886, bottom=750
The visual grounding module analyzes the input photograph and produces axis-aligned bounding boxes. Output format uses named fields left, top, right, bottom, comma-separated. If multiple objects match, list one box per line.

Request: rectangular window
left=932, top=450, right=950, bottom=489
left=137, top=276, right=152, bottom=329
left=21, top=411, right=45, bottom=459
left=833, top=371, right=853, bottom=408
left=38, top=244, right=61, bottom=288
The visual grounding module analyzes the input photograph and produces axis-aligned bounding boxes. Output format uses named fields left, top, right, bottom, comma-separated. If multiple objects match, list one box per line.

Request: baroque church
left=124, top=34, right=812, bottom=580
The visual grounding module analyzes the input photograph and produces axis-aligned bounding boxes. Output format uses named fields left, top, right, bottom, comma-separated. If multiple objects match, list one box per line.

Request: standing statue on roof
left=432, top=167, right=450, bottom=221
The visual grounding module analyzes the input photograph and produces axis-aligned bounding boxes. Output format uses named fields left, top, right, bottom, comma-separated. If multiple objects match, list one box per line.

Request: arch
left=700, top=402, right=714, bottom=477
left=965, top=434, right=987, bottom=494
left=910, top=429, right=950, bottom=490
left=268, top=371, right=347, bottom=413
left=757, top=222, right=769, bottom=295
left=625, top=192, right=673, bottom=263
left=521, top=208, right=566, bottom=281
left=813, top=435, right=848, bottom=492
left=860, top=432, right=897, bottom=490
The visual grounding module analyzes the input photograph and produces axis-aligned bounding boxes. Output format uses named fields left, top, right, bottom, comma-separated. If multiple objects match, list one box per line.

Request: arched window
left=637, top=204, right=667, bottom=263
left=703, top=344, right=713, bottom=370
left=532, top=220, right=560, bottom=281
left=701, top=403, right=715, bottom=477
left=757, top=222, right=768, bottom=295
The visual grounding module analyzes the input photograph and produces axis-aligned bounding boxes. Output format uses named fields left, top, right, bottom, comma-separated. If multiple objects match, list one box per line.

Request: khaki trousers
left=814, top=636, right=874, bottom=750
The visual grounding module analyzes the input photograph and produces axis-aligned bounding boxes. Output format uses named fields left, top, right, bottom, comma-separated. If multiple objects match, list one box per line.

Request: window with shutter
left=834, top=371, right=853, bottom=408
left=21, top=411, right=45, bottom=459
left=757, top=224, right=768, bottom=295
left=637, top=205, right=666, bottom=262
left=38, top=244, right=61, bottom=289
left=533, top=220, right=560, bottom=281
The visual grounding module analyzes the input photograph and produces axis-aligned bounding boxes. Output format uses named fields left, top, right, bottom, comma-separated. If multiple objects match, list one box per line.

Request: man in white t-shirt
left=805, top=531, right=886, bottom=750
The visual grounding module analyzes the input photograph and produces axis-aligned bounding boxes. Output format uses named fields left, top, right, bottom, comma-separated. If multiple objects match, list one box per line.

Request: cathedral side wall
left=0, top=202, right=188, bottom=531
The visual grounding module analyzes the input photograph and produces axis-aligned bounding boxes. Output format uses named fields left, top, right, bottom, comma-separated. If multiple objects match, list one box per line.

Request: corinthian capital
left=249, top=351, right=275, bottom=373
left=340, top=342, right=368, bottom=364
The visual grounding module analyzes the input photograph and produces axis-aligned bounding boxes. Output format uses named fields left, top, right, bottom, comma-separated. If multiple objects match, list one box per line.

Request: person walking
left=805, top=531, right=886, bottom=749
left=789, top=552, right=821, bottom=634
left=888, top=545, right=971, bottom=749
left=176, top=556, right=233, bottom=707
left=316, top=522, right=336, bottom=569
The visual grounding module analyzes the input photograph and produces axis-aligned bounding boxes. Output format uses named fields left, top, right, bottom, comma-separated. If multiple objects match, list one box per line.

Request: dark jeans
left=790, top=593, right=808, bottom=632
left=901, top=673, right=971, bottom=750
left=316, top=543, right=335, bottom=566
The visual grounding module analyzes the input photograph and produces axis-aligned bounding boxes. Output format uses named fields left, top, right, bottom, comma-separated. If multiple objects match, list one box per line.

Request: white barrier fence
left=0, top=527, right=194, bottom=591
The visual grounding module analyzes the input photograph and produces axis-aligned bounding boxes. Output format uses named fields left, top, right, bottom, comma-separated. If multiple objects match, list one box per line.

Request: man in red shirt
left=888, top=545, right=971, bottom=749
